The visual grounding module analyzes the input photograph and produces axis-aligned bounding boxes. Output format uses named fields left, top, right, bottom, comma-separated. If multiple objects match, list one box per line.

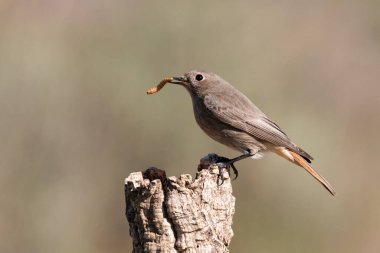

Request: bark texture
left=125, top=154, right=236, bottom=253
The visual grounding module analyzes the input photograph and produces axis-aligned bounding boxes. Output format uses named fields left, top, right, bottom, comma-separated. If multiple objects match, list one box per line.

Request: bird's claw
left=214, top=157, right=239, bottom=186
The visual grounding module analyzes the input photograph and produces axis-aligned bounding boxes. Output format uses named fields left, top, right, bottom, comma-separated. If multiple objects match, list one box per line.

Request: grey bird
left=150, top=70, right=336, bottom=195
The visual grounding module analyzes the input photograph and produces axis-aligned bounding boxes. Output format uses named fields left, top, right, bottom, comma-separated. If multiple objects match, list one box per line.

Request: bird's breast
left=191, top=96, right=229, bottom=138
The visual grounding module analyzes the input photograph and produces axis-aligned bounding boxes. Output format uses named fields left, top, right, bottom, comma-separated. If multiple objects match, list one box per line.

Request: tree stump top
left=125, top=154, right=236, bottom=253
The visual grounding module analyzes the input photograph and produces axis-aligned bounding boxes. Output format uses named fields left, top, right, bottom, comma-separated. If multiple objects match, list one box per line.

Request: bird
left=149, top=70, right=336, bottom=195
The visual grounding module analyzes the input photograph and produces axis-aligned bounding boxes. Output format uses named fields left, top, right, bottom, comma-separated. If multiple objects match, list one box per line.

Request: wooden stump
left=125, top=154, right=236, bottom=253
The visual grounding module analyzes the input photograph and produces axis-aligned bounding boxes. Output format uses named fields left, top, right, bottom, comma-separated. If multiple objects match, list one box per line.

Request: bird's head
left=170, top=70, right=221, bottom=97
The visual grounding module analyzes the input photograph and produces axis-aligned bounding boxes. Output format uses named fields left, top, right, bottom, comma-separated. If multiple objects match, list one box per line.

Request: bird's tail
left=273, top=147, right=336, bottom=196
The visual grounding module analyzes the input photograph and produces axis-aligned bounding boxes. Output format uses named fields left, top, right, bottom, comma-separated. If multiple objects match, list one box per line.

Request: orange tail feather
left=273, top=146, right=336, bottom=195
left=288, top=150, right=336, bottom=196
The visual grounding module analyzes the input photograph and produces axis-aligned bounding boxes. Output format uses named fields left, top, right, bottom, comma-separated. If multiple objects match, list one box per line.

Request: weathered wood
left=125, top=154, right=236, bottom=253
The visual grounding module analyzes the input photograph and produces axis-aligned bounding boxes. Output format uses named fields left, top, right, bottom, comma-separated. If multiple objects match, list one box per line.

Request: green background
left=1, top=1, right=380, bottom=252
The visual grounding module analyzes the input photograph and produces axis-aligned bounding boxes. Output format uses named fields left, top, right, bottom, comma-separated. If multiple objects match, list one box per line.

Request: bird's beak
left=169, top=76, right=188, bottom=85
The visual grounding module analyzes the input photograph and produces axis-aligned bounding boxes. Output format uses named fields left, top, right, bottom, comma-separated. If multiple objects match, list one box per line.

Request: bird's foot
left=198, top=153, right=241, bottom=186
left=214, top=156, right=239, bottom=186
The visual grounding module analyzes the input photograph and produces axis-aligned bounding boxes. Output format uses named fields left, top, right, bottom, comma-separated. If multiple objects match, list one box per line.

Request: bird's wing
left=204, top=93, right=313, bottom=161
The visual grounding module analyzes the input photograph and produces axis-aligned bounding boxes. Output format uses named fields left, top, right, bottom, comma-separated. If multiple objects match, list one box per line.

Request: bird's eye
left=195, top=74, right=204, bottom=81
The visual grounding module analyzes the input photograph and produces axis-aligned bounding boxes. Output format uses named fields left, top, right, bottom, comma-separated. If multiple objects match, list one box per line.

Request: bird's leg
left=228, top=152, right=254, bottom=164
left=215, top=152, right=254, bottom=185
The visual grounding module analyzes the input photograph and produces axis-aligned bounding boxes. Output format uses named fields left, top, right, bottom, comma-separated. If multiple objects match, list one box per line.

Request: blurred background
left=1, top=0, right=380, bottom=252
